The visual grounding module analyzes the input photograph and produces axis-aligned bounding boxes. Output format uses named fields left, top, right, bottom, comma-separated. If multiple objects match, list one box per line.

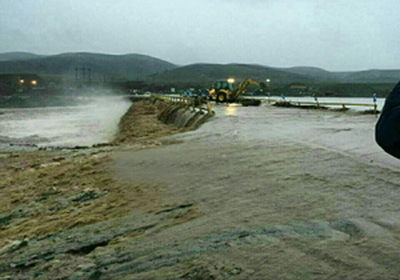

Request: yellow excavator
left=208, top=78, right=263, bottom=105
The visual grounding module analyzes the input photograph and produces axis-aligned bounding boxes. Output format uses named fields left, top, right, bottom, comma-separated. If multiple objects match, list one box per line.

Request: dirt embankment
left=0, top=101, right=194, bottom=279
left=112, top=101, right=182, bottom=145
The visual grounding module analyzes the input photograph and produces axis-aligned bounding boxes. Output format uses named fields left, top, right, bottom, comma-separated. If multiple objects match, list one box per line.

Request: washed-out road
left=111, top=103, right=400, bottom=279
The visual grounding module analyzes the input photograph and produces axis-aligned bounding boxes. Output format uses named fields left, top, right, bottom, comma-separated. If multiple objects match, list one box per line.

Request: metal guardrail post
left=373, top=94, right=378, bottom=117
left=198, top=97, right=202, bottom=112
left=206, top=101, right=213, bottom=114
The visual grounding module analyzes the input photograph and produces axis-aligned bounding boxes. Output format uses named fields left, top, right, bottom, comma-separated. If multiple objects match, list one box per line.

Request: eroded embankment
left=156, top=101, right=214, bottom=128
left=0, top=100, right=210, bottom=280
left=113, top=99, right=213, bottom=144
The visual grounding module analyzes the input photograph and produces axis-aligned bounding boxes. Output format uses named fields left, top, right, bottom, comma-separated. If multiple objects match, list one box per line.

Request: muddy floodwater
left=112, top=103, right=400, bottom=279
left=2, top=101, right=400, bottom=279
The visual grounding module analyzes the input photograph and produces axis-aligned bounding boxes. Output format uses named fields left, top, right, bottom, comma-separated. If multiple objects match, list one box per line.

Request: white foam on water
left=0, top=96, right=132, bottom=148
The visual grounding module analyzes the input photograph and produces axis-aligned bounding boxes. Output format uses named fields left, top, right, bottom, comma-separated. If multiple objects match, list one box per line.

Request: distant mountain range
left=281, top=66, right=400, bottom=83
left=0, top=52, right=45, bottom=61
left=146, top=63, right=312, bottom=84
left=0, top=52, right=176, bottom=80
left=0, top=52, right=399, bottom=84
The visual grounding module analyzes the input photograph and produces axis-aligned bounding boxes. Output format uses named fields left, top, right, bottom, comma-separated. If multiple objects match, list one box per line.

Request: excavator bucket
left=240, top=99, right=261, bottom=106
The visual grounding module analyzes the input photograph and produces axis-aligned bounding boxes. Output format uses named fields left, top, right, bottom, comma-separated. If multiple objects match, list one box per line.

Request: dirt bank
left=2, top=101, right=400, bottom=279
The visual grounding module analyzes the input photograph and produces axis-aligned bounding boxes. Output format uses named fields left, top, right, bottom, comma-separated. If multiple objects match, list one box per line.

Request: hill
left=281, top=66, right=400, bottom=83
left=280, top=67, right=337, bottom=81
left=341, top=69, right=400, bottom=83
left=0, top=52, right=177, bottom=80
left=0, top=52, right=45, bottom=61
left=147, top=63, right=312, bottom=85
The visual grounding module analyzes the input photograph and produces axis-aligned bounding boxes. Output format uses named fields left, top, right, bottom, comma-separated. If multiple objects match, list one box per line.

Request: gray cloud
left=0, top=0, right=399, bottom=71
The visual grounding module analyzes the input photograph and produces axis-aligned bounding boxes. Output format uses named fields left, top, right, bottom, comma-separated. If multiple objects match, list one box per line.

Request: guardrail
left=266, top=98, right=378, bottom=115
left=151, top=94, right=214, bottom=115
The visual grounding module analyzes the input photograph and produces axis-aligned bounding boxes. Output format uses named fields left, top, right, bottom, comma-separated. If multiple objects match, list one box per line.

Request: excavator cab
left=209, top=80, right=235, bottom=103
left=214, top=81, right=234, bottom=92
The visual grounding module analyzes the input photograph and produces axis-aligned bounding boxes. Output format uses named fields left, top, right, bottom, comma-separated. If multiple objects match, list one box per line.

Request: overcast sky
left=1, top=0, right=399, bottom=71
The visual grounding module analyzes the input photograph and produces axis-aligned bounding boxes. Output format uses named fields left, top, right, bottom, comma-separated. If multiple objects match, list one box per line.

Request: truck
left=208, top=78, right=264, bottom=106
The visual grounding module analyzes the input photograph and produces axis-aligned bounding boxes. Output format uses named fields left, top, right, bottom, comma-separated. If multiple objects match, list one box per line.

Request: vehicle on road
left=208, top=78, right=264, bottom=106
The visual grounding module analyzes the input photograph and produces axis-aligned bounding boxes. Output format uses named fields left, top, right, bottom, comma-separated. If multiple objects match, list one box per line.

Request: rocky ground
left=1, top=101, right=400, bottom=279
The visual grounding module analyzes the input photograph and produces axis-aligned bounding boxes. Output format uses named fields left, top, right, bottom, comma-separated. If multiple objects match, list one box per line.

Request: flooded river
left=0, top=96, right=131, bottom=150
left=0, top=96, right=386, bottom=151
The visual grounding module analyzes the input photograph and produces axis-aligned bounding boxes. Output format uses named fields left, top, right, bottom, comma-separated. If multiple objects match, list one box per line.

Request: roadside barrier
left=151, top=94, right=213, bottom=115
left=151, top=94, right=214, bottom=128
left=270, top=99, right=379, bottom=115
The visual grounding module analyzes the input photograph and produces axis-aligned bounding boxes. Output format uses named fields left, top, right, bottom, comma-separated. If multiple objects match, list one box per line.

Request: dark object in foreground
left=375, top=81, right=400, bottom=159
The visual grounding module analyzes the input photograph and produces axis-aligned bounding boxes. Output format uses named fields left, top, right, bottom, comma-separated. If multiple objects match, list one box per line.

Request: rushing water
left=0, top=96, right=132, bottom=150
left=0, top=95, right=387, bottom=151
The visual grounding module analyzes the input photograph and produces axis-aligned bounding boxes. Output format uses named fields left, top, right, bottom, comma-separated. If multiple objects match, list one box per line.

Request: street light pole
left=266, top=79, right=271, bottom=101
left=19, top=78, right=25, bottom=93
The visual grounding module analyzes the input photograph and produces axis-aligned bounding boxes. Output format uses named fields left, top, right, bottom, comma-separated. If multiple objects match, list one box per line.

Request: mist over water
left=0, top=96, right=132, bottom=150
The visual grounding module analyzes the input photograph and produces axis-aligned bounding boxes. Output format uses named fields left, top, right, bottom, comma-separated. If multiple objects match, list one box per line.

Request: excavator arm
left=232, top=78, right=262, bottom=100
